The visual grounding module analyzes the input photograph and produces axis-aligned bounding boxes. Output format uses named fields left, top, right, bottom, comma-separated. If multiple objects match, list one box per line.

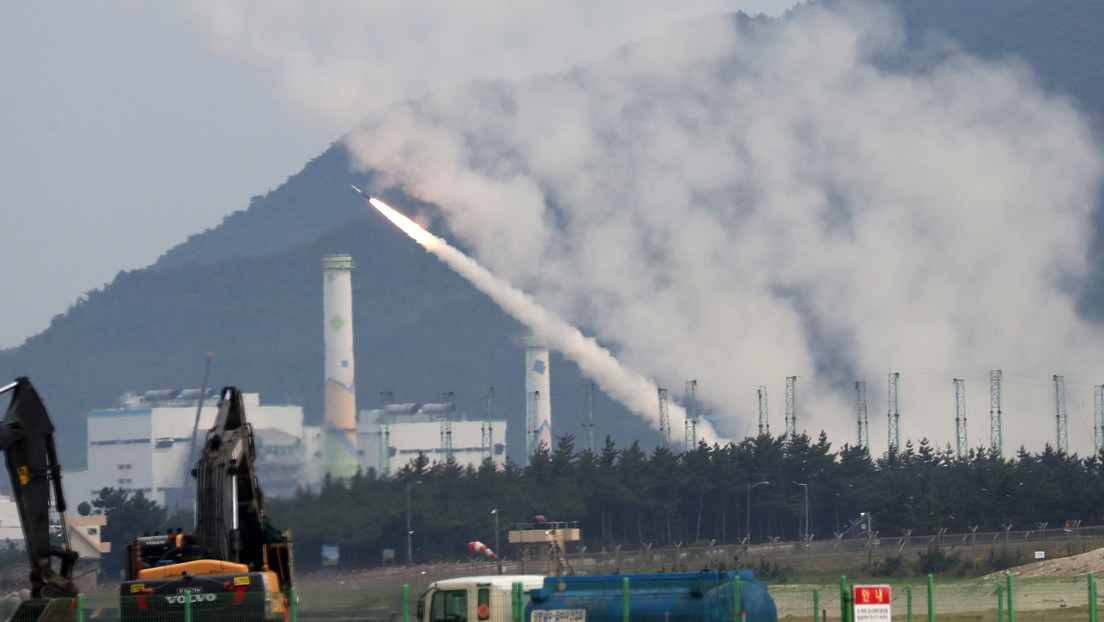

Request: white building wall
left=358, top=416, right=507, bottom=474
left=65, top=394, right=306, bottom=507
left=0, top=495, right=22, bottom=543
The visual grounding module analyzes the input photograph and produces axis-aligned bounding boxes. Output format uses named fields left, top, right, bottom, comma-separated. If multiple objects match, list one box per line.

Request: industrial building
left=62, top=388, right=509, bottom=506
left=63, top=389, right=309, bottom=507
left=358, top=403, right=508, bottom=474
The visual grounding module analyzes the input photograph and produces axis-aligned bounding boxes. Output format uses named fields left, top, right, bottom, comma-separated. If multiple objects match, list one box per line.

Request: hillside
left=3, top=0, right=1104, bottom=469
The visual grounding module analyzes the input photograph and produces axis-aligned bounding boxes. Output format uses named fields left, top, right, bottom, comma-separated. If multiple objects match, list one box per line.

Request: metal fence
left=518, top=524, right=1104, bottom=576
left=13, top=571, right=1102, bottom=622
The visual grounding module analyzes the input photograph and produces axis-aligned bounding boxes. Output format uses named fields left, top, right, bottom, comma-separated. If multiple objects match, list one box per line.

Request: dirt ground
left=997, top=545, right=1104, bottom=578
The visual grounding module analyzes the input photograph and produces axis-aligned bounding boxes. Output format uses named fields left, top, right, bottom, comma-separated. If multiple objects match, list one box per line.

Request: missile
left=350, top=185, right=374, bottom=200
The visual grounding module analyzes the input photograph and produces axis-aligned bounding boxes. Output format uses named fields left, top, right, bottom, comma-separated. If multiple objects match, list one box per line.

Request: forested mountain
left=3, top=0, right=1104, bottom=469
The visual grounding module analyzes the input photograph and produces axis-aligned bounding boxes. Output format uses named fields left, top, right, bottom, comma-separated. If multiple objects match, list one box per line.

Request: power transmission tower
left=785, top=376, right=797, bottom=442
left=684, top=380, right=698, bottom=450
left=888, top=372, right=900, bottom=455
left=1054, top=375, right=1068, bottom=454
left=990, top=369, right=1003, bottom=458
left=584, top=382, right=596, bottom=454
left=757, top=386, right=769, bottom=437
left=481, top=387, right=494, bottom=462
left=1096, top=385, right=1104, bottom=458
left=855, top=381, right=868, bottom=450
left=954, top=378, right=967, bottom=459
left=658, top=388, right=671, bottom=448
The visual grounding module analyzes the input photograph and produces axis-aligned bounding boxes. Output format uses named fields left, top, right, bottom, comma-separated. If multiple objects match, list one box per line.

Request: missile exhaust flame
left=362, top=193, right=725, bottom=447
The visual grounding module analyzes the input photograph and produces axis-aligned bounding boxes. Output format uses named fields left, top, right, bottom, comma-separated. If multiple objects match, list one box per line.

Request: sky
left=1, top=0, right=796, bottom=351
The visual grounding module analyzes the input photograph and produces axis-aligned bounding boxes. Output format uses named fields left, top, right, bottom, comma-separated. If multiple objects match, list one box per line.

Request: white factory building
left=64, top=389, right=311, bottom=507
left=64, top=389, right=509, bottom=506
left=357, top=403, right=508, bottom=475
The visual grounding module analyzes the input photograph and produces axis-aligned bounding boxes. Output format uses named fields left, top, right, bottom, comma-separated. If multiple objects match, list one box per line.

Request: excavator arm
left=191, top=387, right=292, bottom=590
left=0, top=377, right=79, bottom=599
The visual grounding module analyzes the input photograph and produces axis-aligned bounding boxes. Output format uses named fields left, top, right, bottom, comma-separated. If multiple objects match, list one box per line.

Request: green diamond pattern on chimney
left=330, top=315, right=345, bottom=331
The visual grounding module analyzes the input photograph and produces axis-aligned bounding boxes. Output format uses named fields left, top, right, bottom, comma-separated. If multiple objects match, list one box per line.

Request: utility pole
left=793, top=481, right=809, bottom=540
left=492, top=508, right=501, bottom=574
left=178, top=352, right=213, bottom=511
left=406, top=481, right=417, bottom=564
left=746, top=481, right=769, bottom=544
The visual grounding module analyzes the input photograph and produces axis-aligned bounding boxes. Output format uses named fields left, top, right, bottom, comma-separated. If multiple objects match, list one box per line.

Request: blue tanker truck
left=417, top=570, right=777, bottom=622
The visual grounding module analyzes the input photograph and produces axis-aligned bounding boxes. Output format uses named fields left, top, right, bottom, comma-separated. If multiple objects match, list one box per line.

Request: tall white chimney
left=525, top=337, right=551, bottom=456
left=322, top=254, right=357, bottom=477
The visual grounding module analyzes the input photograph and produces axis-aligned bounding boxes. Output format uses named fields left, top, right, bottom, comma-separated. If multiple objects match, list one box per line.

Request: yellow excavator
left=119, top=386, right=293, bottom=622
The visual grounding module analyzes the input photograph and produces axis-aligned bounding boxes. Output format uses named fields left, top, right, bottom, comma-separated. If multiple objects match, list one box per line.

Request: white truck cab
left=418, top=575, right=546, bottom=622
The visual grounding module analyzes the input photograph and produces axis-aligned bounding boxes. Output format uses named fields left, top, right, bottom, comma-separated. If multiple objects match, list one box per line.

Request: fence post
left=926, top=574, right=934, bottom=622
left=622, top=577, right=630, bottom=622
left=289, top=586, right=299, bottom=622
left=840, top=575, right=850, bottom=622
left=513, top=582, right=523, bottom=622
left=184, top=589, right=192, bottom=622
left=1006, top=571, right=1014, bottom=622
left=403, top=584, right=410, bottom=622
left=997, top=582, right=1003, bottom=622
left=1090, top=572, right=1097, bottom=622
left=75, top=593, right=84, bottom=622
left=906, top=584, right=912, bottom=622
left=733, top=574, right=741, bottom=622
left=813, top=587, right=819, bottom=622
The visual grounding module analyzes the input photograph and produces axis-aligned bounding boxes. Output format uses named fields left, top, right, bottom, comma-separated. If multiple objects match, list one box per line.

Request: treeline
left=259, top=433, right=1104, bottom=569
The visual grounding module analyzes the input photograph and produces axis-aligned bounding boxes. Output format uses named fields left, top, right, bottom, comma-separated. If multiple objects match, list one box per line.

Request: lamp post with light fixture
left=746, top=481, right=769, bottom=544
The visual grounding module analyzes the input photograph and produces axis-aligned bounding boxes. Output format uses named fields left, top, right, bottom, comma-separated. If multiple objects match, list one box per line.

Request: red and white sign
left=852, top=585, right=891, bottom=622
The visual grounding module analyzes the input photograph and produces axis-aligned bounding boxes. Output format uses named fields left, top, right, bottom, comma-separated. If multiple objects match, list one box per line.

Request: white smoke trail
left=366, top=194, right=723, bottom=446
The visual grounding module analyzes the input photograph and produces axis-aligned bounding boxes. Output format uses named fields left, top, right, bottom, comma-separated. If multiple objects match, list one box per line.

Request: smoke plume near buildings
left=191, top=1, right=1104, bottom=454
left=367, top=195, right=724, bottom=446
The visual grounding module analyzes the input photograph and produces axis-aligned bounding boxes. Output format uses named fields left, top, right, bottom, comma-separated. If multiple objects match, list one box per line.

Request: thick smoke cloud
left=184, top=0, right=1104, bottom=455
left=345, top=2, right=1104, bottom=455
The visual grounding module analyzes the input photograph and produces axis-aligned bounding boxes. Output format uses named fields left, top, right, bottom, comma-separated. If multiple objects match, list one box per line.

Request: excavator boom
left=0, top=377, right=78, bottom=599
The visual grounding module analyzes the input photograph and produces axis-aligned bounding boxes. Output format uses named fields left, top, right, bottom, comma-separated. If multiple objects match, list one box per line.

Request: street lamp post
left=492, top=508, right=501, bottom=574
left=406, top=481, right=421, bottom=564
left=746, top=481, right=769, bottom=544
left=406, top=482, right=413, bottom=564
left=793, top=482, right=809, bottom=540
